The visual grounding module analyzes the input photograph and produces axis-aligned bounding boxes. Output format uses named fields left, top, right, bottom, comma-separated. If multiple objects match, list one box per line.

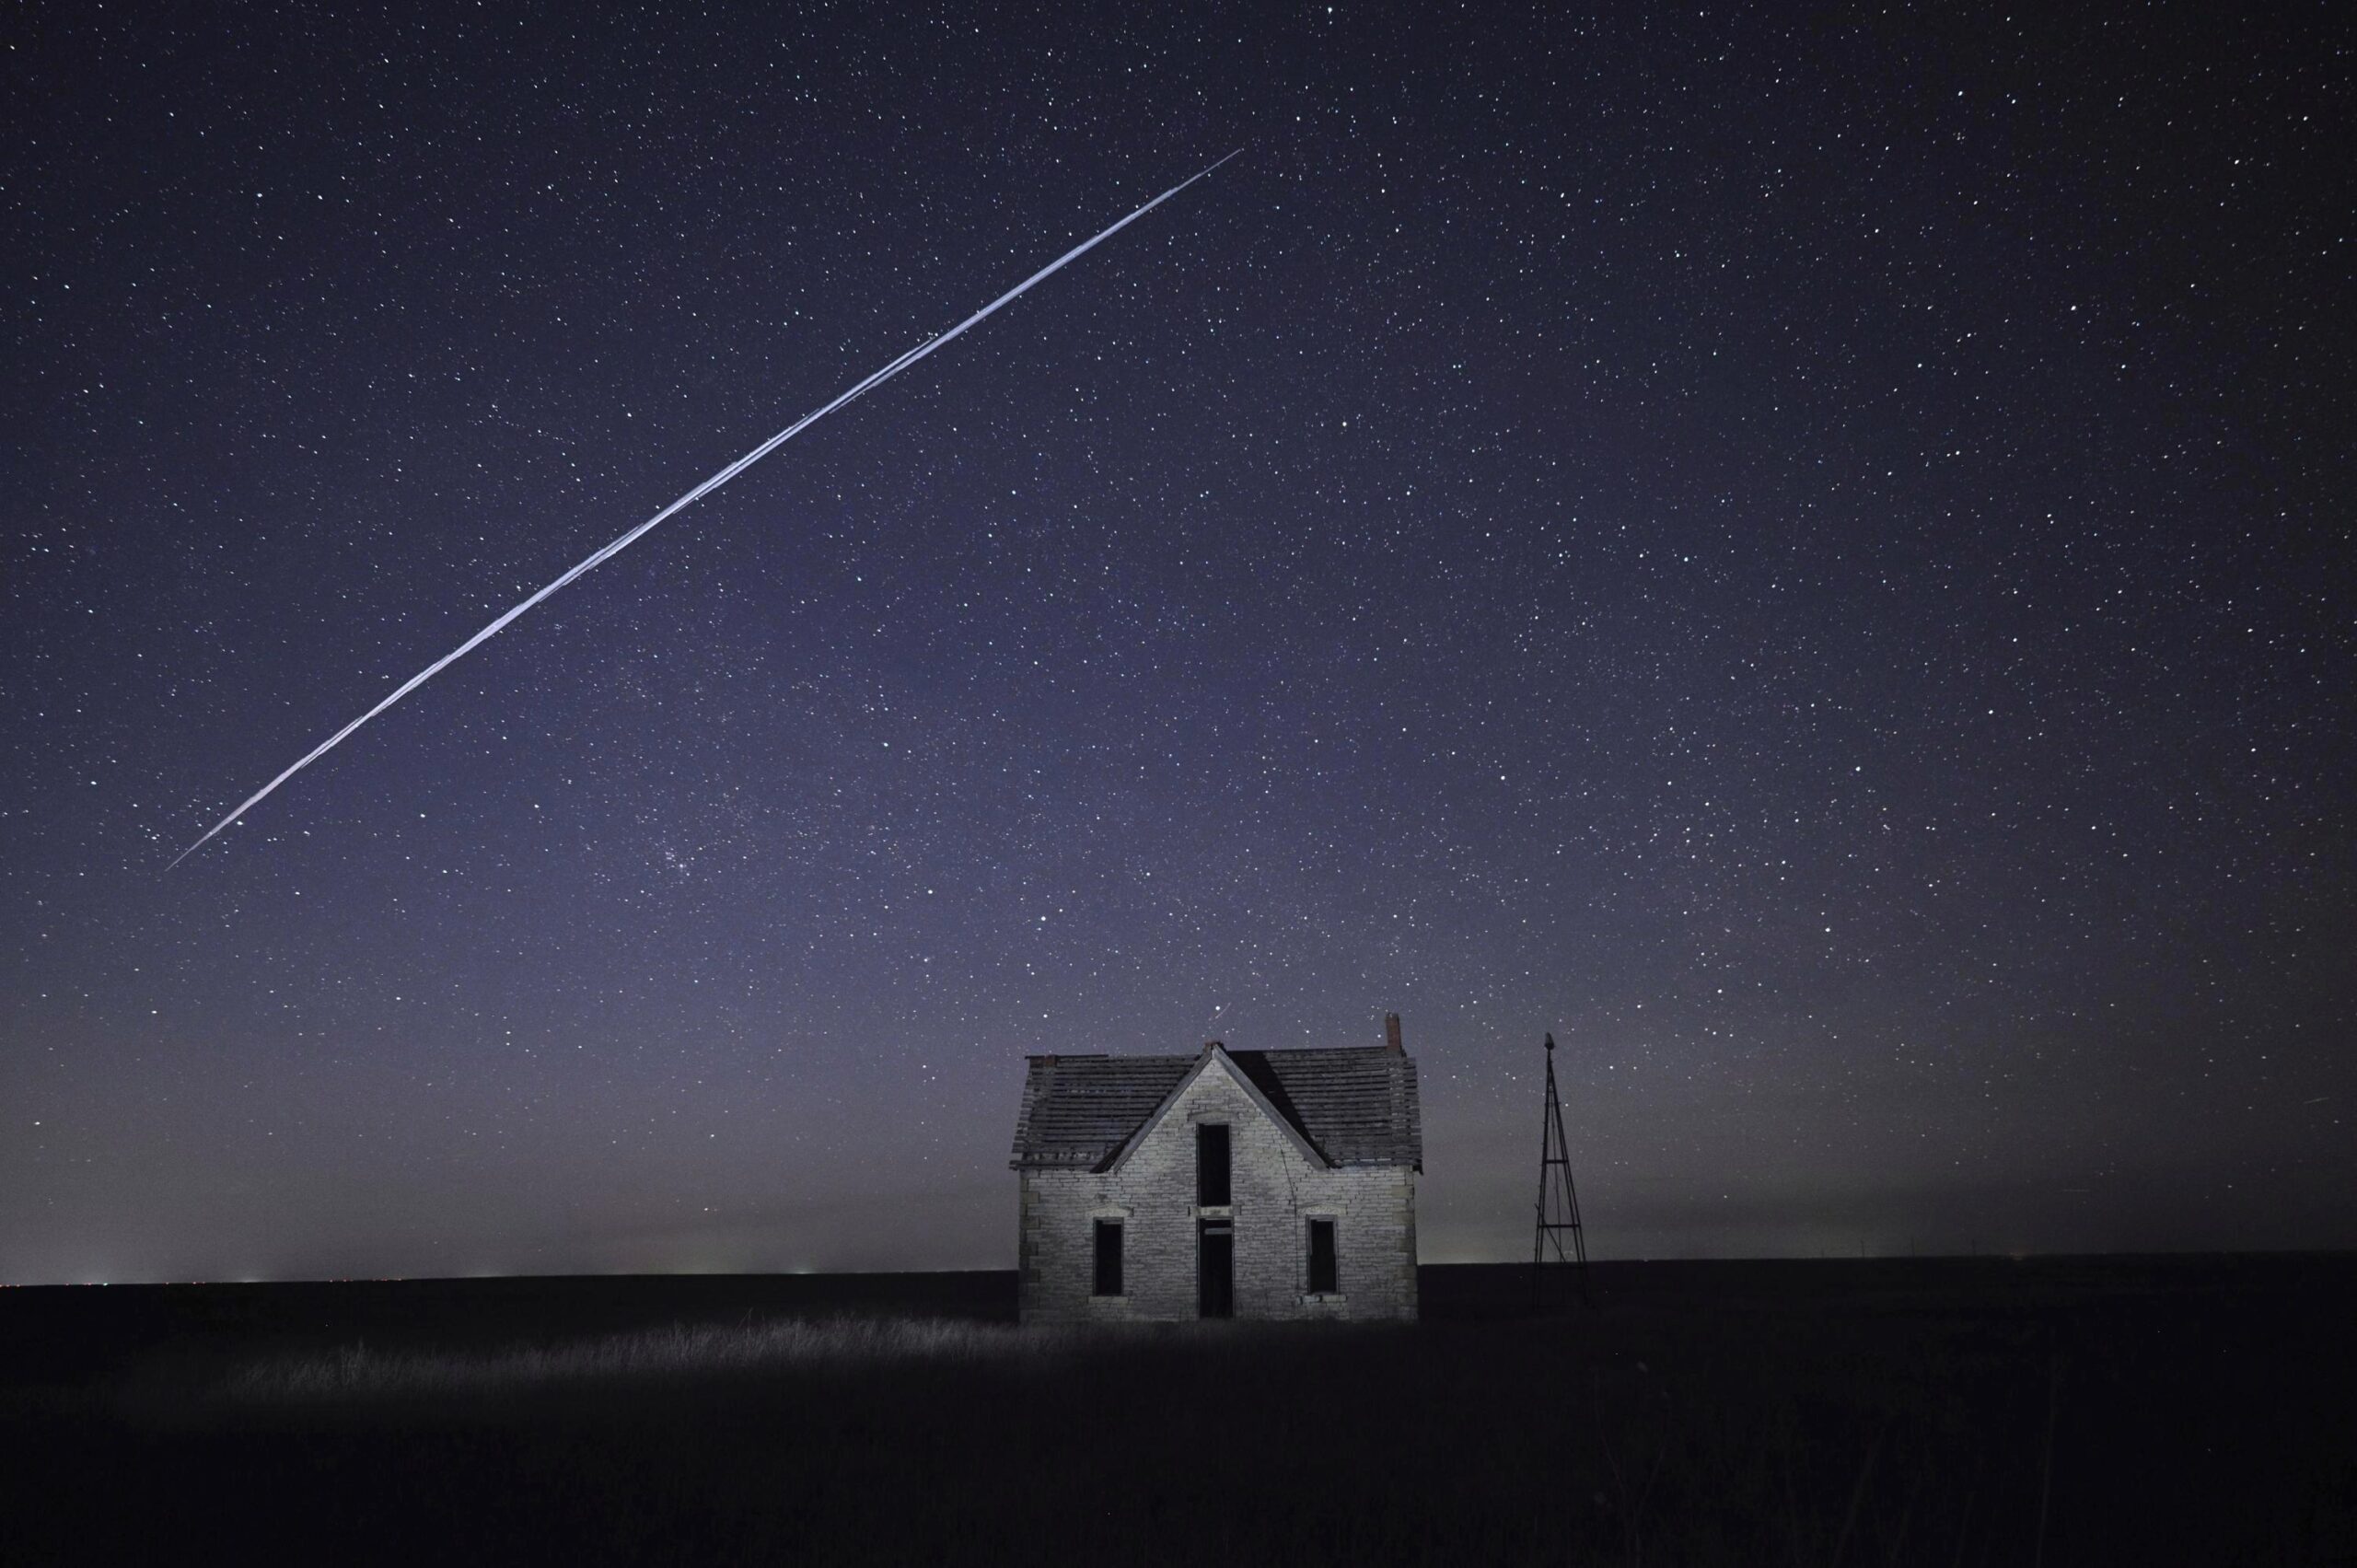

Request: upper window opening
left=1197, top=1123, right=1231, bottom=1207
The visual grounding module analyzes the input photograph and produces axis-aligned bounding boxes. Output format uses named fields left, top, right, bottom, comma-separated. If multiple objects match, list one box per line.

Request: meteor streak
left=170, top=150, right=1240, bottom=869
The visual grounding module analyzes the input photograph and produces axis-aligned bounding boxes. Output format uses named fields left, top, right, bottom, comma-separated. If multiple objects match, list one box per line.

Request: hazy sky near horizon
left=5, top=4, right=2351, bottom=1283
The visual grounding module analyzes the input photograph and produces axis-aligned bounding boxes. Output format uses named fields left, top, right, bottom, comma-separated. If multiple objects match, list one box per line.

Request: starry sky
left=5, top=5, right=2351, bottom=1283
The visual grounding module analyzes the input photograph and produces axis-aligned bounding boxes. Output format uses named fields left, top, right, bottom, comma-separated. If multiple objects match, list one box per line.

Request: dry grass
left=12, top=1260, right=2352, bottom=1566
left=223, top=1315, right=1080, bottom=1405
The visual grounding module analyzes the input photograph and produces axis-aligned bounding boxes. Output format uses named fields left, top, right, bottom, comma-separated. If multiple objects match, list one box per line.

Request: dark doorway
left=1198, top=1220, right=1234, bottom=1318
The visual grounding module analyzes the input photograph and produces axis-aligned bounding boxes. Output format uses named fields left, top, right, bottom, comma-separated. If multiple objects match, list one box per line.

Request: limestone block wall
left=1016, top=1054, right=1417, bottom=1323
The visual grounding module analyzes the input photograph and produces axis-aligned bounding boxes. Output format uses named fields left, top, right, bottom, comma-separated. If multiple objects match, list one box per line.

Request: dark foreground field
left=5, top=1256, right=2353, bottom=1565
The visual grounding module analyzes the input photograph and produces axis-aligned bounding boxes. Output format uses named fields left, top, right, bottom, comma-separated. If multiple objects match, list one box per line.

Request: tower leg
left=1531, top=1033, right=1592, bottom=1309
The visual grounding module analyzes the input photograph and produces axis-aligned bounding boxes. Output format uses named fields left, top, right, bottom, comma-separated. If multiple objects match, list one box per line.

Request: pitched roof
left=1010, top=1045, right=1422, bottom=1172
left=1101, top=1045, right=1330, bottom=1176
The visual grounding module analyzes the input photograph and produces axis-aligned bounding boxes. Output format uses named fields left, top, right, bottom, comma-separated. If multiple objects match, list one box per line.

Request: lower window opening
left=1093, top=1219, right=1124, bottom=1296
left=1307, top=1217, right=1338, bottom=1295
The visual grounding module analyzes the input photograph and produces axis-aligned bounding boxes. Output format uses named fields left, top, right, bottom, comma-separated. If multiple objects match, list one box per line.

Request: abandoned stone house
left=1008, top=1014, right=1423, bottom=1323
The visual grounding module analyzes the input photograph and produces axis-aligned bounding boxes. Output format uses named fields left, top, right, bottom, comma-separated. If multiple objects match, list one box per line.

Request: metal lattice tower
left=1532, top=1032, right=1591, bottom=1307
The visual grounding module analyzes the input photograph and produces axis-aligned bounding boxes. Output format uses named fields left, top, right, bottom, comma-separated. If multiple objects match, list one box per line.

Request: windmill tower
left=1531, top=1032, right=1591, bottom=1307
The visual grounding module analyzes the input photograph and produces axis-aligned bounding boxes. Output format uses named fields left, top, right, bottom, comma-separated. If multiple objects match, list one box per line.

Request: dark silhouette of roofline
left=1010, top=1042, right=1422, bottom=1172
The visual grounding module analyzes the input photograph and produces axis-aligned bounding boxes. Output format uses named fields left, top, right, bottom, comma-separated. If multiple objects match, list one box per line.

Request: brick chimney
left=1384, top=1012, right=1403, bottom=1055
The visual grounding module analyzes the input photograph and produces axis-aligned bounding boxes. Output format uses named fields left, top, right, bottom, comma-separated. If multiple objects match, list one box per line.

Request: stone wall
left=1016, top=1052, right=1418, bottom=1323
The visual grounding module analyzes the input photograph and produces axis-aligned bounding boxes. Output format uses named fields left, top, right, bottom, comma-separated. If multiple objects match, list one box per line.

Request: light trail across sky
left=169, top=150, right=1239, bottom=869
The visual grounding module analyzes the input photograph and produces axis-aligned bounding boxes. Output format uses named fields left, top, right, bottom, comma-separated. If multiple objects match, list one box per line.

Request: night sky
left=6, top=5, right=2351, bottom=1284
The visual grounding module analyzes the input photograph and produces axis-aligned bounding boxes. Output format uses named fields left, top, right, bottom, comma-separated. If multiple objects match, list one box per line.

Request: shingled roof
left=1010, top=1044, right=1422, bottom=1172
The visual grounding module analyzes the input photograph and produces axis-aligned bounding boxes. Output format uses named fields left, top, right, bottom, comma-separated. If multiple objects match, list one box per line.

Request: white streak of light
left=169, top=150, right=1240, bottom=869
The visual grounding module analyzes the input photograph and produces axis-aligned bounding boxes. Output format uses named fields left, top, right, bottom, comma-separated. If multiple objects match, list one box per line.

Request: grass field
left=6, top=1256, right=2353, bottom=1565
